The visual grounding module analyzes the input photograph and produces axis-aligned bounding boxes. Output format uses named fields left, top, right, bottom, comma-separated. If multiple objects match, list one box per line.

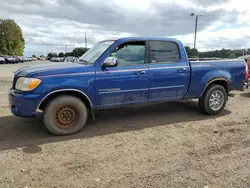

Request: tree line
left=0, top=19, right=25, bottom=56
left=47, top=46, right=248, bottom=60
left=47, top=47, right=89, bottom=58
left=185, top=46, right=249, bottom=59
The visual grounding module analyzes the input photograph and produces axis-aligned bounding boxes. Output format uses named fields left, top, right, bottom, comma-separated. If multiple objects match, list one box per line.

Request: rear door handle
left=136, top=70, right=146, bottom=75
left=177, top=68, right=187, bottom=72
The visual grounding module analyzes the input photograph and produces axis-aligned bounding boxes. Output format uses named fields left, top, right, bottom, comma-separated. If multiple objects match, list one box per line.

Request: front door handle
left=136, top=70, right=146, bottom=75
left=177, top=68, right=187, bottom=72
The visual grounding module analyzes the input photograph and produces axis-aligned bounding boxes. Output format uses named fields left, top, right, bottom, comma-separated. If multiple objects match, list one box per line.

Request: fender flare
left=200, top=78, right=230, bottom=97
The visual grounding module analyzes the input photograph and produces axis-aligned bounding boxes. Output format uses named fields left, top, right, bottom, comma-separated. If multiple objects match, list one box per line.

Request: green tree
left=32, top=55, right=36, bottom=58
left=47, top=52, right=58, bottom=58
left=184, top=46, right=191, bottom=57
left=190, top=48, right=198, bottom=58
left=0, top=19, right=25, bottom=55
left=72, top=47, right=89, bottom=57
left=247, top=48, right=250, bottom=55
left=58, top=52, right=65, bottom=57
left=64, top=47, right=89, bottom=57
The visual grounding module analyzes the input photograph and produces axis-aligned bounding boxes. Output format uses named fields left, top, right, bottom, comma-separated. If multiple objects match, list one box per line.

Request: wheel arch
left=37, top=89, right=95, bottom=120
left=200, top=78, right=230, bottom=97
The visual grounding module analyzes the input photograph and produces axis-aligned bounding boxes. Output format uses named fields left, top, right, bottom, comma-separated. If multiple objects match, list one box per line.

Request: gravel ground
left=0, top=62, right=250, bottom=188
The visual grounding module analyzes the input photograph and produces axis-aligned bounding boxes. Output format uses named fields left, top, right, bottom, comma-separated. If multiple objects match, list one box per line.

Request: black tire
left=199, top=84, right=228, bottom=115
left=43, top=95, right=88, bottom=135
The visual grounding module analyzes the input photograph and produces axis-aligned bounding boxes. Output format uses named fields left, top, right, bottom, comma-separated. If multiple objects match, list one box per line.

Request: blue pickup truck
left=9, top=37, right=247, bottom=135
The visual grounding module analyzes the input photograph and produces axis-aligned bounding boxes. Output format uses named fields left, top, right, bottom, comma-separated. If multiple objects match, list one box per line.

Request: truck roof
left=103, top=37, right=181, bottom=43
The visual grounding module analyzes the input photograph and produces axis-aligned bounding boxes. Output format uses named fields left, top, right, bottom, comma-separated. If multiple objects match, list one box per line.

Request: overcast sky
left=0, top=0, right=249, bottom=56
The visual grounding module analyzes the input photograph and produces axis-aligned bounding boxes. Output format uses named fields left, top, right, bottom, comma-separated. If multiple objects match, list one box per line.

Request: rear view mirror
left=102, top=57, right=118, bottom=68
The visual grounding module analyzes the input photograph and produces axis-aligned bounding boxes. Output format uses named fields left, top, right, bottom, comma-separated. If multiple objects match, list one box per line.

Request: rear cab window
left=149, top=41, right=180, bottom=63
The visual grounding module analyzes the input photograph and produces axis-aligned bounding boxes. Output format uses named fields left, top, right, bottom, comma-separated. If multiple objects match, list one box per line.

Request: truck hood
left=15, top=62, right=86, bottom=77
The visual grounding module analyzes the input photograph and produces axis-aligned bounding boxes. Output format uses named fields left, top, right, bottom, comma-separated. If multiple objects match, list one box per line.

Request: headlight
left=15, top=77, right=41, bottom=91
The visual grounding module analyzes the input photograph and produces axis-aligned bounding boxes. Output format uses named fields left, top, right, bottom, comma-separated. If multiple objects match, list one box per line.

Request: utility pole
left=65, top=44, right=68, bottom=54
left=190, top=13, right=204, bottom=57
left=84, top=33, right=87, bottom=48
left=194, top=15, right=198, bottom=53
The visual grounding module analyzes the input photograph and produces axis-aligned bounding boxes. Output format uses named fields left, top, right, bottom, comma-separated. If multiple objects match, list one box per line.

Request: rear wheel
left=44, top=95, right=88, bottom=135
left=199, top=84, right=227, bottom=115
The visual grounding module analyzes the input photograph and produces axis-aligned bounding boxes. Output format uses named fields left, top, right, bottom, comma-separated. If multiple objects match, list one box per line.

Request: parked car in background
left=17, top=56, right=25, bottom=63
left=50, top=57, right=56, bottom=62
left=0, top=56, right=6, bottom=64
left=4, top=56, right=15, bottom=64
left=55, top=57, right=60, bottom=62
left=50, top=57, right=64, bottom=62
left=64, top=56, right=76, bottom=63
left=0, top=56, right=30, bottom=64
left=13, top=56, right=20, bottom=64
left=9, top=37, right=247, bottom=135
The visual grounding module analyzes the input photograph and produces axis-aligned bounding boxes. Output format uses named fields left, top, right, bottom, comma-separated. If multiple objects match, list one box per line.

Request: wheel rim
left=53, top=105, right=79, bottom=129
left=209, top=90, right=224, bottom=111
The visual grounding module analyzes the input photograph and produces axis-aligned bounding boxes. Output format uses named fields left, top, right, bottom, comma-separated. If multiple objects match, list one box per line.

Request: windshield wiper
left=78, top=59, right=88, bottom=65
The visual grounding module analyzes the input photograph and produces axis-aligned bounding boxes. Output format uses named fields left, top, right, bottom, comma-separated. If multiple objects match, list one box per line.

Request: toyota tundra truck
left=9, top=37, right=247, bottom=135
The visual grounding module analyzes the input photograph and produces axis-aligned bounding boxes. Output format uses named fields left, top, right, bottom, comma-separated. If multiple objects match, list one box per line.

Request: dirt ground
left=0, top=62, right=250, bottom=188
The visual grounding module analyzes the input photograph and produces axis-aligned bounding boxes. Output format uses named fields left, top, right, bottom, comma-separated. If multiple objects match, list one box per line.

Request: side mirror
left=102, top=57, right=118, bottom=68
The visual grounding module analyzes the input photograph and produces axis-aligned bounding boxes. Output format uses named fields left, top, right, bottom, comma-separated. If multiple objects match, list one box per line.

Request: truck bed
left=185, top=59, right=246, bottom=98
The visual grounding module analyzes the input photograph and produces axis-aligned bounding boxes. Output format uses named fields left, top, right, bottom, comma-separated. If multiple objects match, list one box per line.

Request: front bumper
left=8, top=90, right=42, bottom=117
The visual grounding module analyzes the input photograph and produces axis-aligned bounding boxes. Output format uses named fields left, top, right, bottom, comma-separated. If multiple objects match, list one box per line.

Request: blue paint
left=9, top=37, right=246, bottom=117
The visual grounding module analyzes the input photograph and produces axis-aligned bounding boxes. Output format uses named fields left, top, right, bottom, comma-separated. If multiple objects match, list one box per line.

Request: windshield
left=78, top=40, right=114, bottom=64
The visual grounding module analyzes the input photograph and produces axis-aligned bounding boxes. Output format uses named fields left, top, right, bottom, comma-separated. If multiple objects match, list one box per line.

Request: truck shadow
left=240, top=92, right=250, bottom=98
left=0, top=100, right=231, bottom=152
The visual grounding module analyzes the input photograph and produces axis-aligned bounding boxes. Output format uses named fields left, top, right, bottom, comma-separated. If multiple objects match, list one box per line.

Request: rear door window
left=149, top=41, right=180, bottom=63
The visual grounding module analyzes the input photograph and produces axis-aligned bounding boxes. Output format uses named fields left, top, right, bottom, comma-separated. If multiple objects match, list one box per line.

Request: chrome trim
left=98, top=85, right=185, bottom=94
left=192, top=65, right=211, bottom=68
left=97, top=68, right=148, bottom=74
left=98, top=66, right=189, bottom=74
left=149, top=85, right=185, bottom=90
left=190, top=59, right=242, bottom=63
left=200, top=78, right=230, bottom=97
left=36, top=89, right=93, bottom=111
left=150, top=66, right=187, bottom=70
left=99, top=88, right=148, bottom=94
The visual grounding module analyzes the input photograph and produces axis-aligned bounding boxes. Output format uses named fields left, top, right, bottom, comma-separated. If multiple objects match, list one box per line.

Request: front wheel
left=43, top=95, right=88, bottom=135
left=199, top=84, right=228, bottom=115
